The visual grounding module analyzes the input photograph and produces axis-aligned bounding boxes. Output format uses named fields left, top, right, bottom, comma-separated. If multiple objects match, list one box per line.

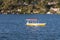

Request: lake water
left=0, top=14, right=60, bottom=40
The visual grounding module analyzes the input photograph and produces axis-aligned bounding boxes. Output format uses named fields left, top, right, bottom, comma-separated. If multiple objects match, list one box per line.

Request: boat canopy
left=26, top=18, right=39, bottom=23
left=26, top=18, right=38, bottom=21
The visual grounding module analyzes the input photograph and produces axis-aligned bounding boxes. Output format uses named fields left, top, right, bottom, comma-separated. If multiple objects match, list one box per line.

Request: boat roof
left=26, top=18, right=38, bottom=21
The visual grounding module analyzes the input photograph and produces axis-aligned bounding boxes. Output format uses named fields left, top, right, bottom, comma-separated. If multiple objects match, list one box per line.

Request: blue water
left=0, top=14, right=60, bottom=40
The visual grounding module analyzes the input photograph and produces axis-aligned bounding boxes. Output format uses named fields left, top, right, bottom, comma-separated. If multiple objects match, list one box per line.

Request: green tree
left=0, top=0, right=3, bottom=9
left=2, top=0, right=18, bottom=9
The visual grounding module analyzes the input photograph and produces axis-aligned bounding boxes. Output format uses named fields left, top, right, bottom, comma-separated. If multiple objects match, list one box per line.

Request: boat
left=25, top=18, right=46, bottom=27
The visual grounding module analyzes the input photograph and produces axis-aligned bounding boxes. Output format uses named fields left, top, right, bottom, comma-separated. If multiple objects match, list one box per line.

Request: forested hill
left=0, top=0, right=60, bottom=14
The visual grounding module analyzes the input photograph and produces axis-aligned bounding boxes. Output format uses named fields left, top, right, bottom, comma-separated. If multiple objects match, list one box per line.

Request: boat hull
left=26, top=23, right=46, bottom=26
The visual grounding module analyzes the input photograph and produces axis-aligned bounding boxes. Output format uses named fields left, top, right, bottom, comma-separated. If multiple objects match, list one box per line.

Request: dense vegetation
left=0, top=0, right=60, bottom=14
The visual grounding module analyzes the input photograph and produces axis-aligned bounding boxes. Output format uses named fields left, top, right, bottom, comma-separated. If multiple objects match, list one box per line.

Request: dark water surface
left=0, top=14, right=60, bottom=40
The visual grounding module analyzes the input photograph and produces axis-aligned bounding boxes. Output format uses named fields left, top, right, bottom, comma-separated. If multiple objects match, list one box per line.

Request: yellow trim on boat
left=26, top=23, right=46, bottom=26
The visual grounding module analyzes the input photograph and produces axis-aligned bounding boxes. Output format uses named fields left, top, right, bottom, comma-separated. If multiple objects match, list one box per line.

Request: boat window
left=26, top=18, right=38, bottom=23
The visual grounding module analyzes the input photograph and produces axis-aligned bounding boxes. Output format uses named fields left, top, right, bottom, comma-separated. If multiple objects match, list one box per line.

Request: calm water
left=0, top=14, right=60, bottom=40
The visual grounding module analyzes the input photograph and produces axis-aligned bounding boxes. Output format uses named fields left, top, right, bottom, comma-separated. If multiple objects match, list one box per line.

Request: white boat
left=26, top=18, right=46, bottom=27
